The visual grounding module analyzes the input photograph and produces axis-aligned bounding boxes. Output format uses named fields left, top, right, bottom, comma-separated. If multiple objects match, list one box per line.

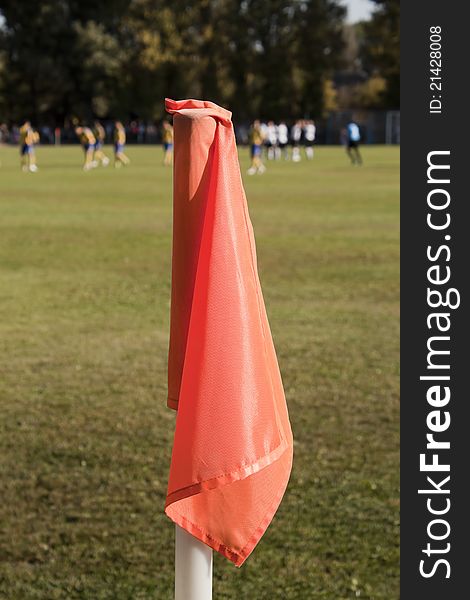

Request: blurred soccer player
left=303, top=119, right=316, bottom=160
left=247, top=120, right=266, bottom=175
left=75, top=126, right=98, bottom=171
left=92, top=120, right=110, bottom=166
left=345, top=120, right=363, bottom=165
left=265, top=121, right=278, bottom=160
left=277, top=121, right=289, bottom=160
left=260, top=121, right=269, bottom=157
left=114, top=121, right=130, bottom=167
left=19, top=121, right=39, bottom=172
left=291, top=120, right=302, bottom=162
left=162, top=120, right=174, bottom=166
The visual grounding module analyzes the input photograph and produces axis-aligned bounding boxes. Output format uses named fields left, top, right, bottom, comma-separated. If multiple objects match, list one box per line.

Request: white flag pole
left=175, top=524, right=213, bottom=600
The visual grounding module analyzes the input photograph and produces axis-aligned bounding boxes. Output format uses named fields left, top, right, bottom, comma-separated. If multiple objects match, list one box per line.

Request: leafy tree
left=293, top=0, right=346, bottom=117
left=0, top=0, right=349, bottom=123
left=216, top=0, right=346, bottom=119
left=361, top=0, right=400, bottom=107
left=0, top=0, right=129, bottom=124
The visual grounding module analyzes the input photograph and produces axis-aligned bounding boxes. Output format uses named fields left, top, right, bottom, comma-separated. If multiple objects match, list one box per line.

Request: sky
left=344, top=0, right=375, bottom=23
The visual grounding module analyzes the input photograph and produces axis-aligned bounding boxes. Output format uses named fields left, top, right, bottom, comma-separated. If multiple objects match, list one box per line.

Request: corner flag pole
left=175, top=525, right=213, bottom=600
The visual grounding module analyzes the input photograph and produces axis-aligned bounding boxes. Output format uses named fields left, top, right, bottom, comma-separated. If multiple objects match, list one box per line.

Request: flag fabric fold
left=165, top=98, right=293, bottom=566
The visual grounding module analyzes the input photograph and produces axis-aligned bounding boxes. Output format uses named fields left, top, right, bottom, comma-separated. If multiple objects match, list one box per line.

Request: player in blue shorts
left=162, top=120, right=174, bottom=166
left=19, top=121, right=39, bottom=172
left=247, top=120, right=266, bottom=175
left=75, top=126, right=98, bottom=171
left=92, top=121, right=110, bottom=166
left=114, top=121, right=130, bottom=167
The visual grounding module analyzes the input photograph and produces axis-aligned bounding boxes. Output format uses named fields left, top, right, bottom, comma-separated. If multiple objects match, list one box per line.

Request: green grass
left=0, top=144, right=399, bottom=599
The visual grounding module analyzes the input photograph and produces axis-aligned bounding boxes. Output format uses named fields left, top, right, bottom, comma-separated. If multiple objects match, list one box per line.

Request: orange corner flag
left=164, top=98, right=293, bottom=566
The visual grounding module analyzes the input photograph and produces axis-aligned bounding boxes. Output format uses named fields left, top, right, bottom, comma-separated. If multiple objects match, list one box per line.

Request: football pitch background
left=0, top=145, right=399, bottom=599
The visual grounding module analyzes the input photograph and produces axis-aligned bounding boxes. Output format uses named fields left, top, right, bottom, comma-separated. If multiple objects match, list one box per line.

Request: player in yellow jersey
left=19, top=121, right=39, bottom=172
left=92, top=121, right=110, bottom=166
left=247, top=120, right=266, bottom=175
left=113, top=121, right=130, bottom=167
left=75, top=125, right=98, bottom=171
left=162, top=120, right=174, bottom=166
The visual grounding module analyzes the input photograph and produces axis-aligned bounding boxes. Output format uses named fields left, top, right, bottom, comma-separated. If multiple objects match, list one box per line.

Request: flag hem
left=165, top=438, right=292, bottom=566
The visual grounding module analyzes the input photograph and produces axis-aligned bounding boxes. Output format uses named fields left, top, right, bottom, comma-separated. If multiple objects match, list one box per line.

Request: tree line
left=0, top=0, right=399, bottom=125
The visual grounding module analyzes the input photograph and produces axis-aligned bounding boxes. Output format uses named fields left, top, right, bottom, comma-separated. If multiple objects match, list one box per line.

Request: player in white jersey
left=291, top=120, right=303, bottom=162
left=265, top=121, right=278, bottom=160
left=277, top=122, right=289, bottom=159
left=303, top=119, right=316, bottom=159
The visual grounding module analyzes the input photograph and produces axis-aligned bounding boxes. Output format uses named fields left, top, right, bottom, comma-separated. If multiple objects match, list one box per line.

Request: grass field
left=0, top=144, right=399, bottom=599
